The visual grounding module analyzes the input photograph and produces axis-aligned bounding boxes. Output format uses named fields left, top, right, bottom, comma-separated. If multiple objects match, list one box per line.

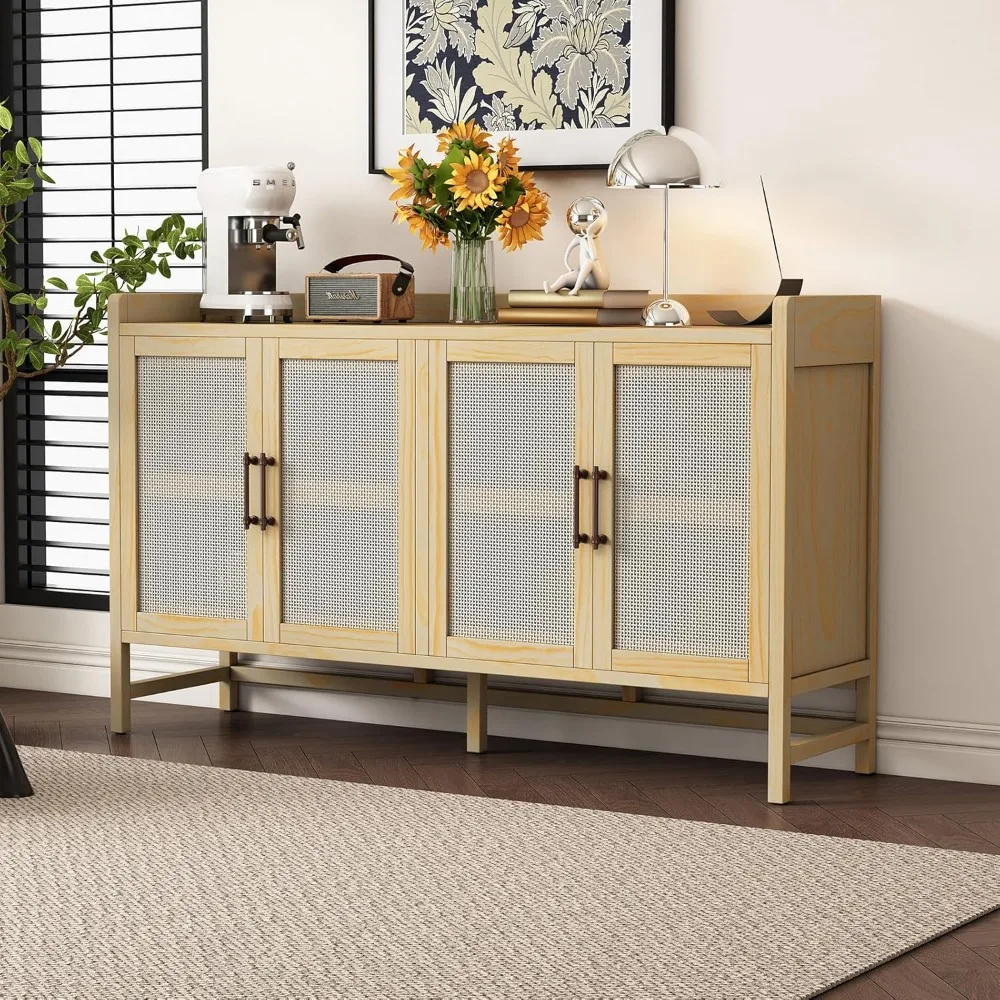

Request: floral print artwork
left=404, top=0, right=631, bottom=133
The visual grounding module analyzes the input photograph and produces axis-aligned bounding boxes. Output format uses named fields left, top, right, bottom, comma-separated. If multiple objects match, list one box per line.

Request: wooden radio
left=305, top=254, right=415, bottom=322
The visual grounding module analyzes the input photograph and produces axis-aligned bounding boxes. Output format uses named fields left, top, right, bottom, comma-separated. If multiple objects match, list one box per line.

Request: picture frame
left=369, top=0, right=676, bottom=174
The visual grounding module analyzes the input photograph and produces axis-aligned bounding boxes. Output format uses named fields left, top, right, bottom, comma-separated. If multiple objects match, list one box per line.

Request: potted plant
left=0, top=100, right=203, bottom=797
left=387, top=121, right=550, bottom=323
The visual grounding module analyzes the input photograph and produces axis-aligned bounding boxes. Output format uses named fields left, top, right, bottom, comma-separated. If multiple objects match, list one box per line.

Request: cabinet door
left=427, top=341, right=594, bottom=669
left=262, top=339, right=416, bottom=654
left=593, top=344, right=771, bottom=684
left=119, top=337, right=263, bottom=641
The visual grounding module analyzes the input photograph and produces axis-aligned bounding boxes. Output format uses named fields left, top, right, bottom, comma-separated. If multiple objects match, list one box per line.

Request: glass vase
left=449, top=236, right=496, bottom=324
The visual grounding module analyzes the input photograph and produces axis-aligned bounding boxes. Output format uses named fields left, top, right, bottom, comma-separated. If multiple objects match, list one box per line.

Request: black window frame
left=1, top=0, right=208, bottom=612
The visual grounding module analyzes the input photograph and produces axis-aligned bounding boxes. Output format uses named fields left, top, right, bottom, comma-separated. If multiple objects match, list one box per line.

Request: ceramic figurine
left=544, top=196, right=610, bottom=295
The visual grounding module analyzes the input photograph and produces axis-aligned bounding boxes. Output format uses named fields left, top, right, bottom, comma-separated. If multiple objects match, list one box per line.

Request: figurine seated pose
left=544, top=197, right=610, bottom=296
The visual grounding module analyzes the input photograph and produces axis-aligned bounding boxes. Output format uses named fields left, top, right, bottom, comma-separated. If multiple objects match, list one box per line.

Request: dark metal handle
left=243, top=452, right=259, bottom=530
left=259, top=452, right=276, bottom=531
left=592, top=466, right=609, bottom=549
left=573, top=465, right=590, bottom=548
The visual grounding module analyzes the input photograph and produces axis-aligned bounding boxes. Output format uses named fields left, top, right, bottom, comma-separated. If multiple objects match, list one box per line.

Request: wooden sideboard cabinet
left=108, top=293, right=880, bottom=803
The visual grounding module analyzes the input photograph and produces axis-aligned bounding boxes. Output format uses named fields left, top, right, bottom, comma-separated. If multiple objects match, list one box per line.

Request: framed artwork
left=369, top=0, right=676, bottom=173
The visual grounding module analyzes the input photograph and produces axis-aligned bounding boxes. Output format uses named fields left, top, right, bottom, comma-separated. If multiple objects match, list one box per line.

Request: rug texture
left=1, top=747, right=998, bottom=1000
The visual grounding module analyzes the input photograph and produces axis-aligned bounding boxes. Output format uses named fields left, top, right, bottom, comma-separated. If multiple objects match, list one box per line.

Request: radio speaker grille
left=307, top=276, right=378, bottom=318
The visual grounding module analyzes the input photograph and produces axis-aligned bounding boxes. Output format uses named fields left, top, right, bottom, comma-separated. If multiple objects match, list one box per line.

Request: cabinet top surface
left=111, top=292, right=880, bottom=349
left=113, top=293, right=780, bottom=345
left=119, top=320, right=773, bottom=344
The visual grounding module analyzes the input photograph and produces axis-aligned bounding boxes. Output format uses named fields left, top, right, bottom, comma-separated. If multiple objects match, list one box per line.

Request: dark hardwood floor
left=4, top=686, right=1000, bottom=999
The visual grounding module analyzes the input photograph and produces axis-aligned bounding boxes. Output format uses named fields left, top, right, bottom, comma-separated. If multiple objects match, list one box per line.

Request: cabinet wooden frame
left=108, top=294, right=881, bottom=804
left=426, top=340, right=594, bottom=669
left=592, top=343, right=770, bottom=685
left=262, top=338, right=417, bottom=655
left=117, top=335, right=264, bottom=643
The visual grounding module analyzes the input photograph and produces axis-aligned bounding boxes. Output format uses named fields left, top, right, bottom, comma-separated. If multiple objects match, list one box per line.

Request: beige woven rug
left=2, top=747, right=998, bottom=1000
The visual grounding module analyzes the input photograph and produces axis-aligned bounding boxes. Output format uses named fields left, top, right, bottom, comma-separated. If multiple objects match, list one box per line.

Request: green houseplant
left=0, top=100, right=203, bottom=398
left=0, top=100, right=203, bottom=799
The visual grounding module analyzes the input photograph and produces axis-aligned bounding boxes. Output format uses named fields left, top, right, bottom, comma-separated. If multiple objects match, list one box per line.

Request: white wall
left=3, top=0, right=999, bottom=781
left=207, top=0, right=1000, bottom=728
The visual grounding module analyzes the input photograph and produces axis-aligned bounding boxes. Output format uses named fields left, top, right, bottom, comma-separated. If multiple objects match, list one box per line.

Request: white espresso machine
left=197, top=163, right=305, bottom=322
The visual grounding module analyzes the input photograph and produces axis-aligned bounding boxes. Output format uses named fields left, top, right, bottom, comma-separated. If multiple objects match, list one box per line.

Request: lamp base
left=642, top=297, right=691, bottom=327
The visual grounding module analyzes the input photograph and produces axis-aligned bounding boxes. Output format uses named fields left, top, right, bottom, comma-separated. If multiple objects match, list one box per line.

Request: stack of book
left=498, top=289, right=655, bottom=326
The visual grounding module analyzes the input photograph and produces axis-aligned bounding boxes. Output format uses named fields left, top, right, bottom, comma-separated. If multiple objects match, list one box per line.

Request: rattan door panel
left=429, top=343, right=593, bottom=669
left=593, top=345, right=768, bottom=681
left=124, top=338, right=260, bottom=641
left=268, top=342, right=412, bottom=653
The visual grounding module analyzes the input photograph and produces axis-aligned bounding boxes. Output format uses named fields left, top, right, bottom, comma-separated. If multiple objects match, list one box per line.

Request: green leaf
left=35, top=167, right=55, bottom=185
left=46, top=276, right=68, bottom=290
left=52, top=320, right=62, bottom=337
left=40, top=340, right=60, bottom=356
left=158, top=258, right=171, bottom=278
left=9, top=292, right=33, bottom=306
left=34, top=295, right=48, bottom=310
left=27, top=344, right=44, bottom=370
left=73, top=292, right=90, bottom=309
left=0, top=276, right=21, bottom=292
left=14, top=140, right=30, bottom=165
left=90, top=250, right=104, bottom=264
left=26, top=314, right=44, bottom=335
left=103, top=247, right=124, bottom=260
left=77, top=329, right=94, bottom=345
left=0, top=104, right=12, bottom=130
left=28, top=137, right=42, bottom=160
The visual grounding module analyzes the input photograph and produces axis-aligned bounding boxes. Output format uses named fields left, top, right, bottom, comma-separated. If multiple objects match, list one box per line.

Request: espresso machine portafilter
left=197, top=162, right=305, bottom=322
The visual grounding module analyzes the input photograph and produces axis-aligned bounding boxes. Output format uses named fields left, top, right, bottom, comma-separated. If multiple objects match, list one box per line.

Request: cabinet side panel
left=789, top=363, right=870, bottom=676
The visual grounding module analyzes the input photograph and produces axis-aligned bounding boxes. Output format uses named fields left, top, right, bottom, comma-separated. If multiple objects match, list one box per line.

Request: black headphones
left=323, top=254, right=414, bottom=297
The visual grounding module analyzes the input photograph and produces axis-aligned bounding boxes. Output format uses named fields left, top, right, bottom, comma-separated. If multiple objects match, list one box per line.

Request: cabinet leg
left=412, top=668, right=430, bottom=684
left=466, top=673, right=488, bottom=754
left=855, top=674, right=877, bottom=774
left=219, top=652, right=239, bottom=712
left=767, top=685, right=791, bottom=804
left=110, top=641, right=131, bottom=735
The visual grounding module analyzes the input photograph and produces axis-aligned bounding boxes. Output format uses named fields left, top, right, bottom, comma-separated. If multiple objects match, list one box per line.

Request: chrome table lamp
left=607, top=127, right=722, bottom=326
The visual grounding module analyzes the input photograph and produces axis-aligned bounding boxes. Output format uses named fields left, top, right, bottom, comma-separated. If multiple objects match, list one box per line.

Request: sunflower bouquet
left=387, top=121, right=550, bottom=322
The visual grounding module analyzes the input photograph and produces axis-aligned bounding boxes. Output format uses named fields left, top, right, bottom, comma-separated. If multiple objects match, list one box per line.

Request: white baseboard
left=1, top=639, right=998, bottom=787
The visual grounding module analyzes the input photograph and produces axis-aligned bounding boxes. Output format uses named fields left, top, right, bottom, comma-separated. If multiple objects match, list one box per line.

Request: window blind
left=3, top=0, right=206, bottom=610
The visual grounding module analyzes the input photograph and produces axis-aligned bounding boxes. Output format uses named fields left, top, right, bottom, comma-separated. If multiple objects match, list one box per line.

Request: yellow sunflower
left=437, top=120, right=491, bottom=153
left=446, top=151, right=500, bottom=210
left=495, top=137, right=521, bottom=179
left=385, top=145, right=417, bottom=202
left=394, top=204, right=449, bottom=253
left=515, top=169, right=537, bottom=193
left=498, top=189, right=549, bottom=252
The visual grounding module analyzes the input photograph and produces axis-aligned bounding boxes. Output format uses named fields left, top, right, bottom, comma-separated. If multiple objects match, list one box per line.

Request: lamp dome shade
left=607, top=127, right=723, bottom=189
